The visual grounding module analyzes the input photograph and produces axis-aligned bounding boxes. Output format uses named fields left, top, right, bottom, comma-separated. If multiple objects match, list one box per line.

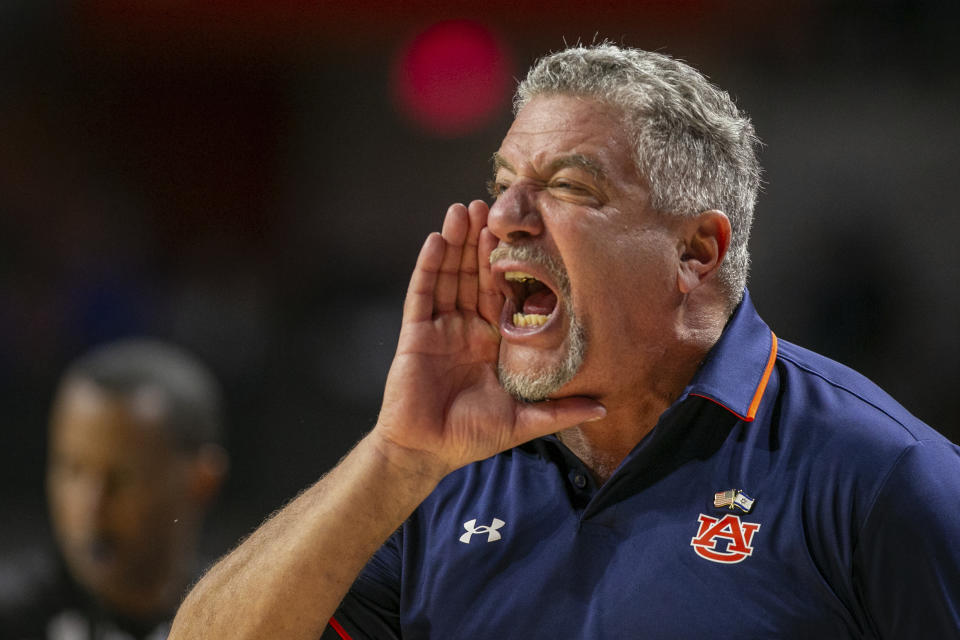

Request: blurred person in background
left=0, top=339, right=228, bottom=640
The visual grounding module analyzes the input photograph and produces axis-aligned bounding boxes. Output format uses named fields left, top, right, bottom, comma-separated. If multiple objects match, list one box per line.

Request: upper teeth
left=505, top=271, right=537, bottom=283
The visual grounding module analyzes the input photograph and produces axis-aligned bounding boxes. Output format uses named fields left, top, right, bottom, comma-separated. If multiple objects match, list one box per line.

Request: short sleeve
left=853, top=439, right=960, bottom=638
left=321, top=529, right=403, bottom=640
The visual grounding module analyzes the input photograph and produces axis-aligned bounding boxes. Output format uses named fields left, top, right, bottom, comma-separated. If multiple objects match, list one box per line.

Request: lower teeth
left=513, top=312, right=549, bottom=327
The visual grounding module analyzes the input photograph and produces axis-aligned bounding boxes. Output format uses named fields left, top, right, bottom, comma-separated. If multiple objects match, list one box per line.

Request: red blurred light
left=392, top=20, right=512, bottom=137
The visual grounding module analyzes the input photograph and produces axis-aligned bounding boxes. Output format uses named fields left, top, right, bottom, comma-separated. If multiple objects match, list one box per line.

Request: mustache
left=489, top=244, right=570, bottom=294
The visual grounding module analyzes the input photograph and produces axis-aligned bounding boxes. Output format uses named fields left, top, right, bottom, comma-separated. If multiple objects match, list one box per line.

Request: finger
left=456, top=200, right=489, bottom=312
left=402, top=232, right=444, bottom=324
left=477, top=227, right=503, bottom=326
left=511, top=398, right=607, bottom=446
left=435, top=204, right=469, bottom=313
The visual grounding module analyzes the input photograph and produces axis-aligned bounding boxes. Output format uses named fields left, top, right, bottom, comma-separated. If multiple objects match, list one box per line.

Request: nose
left=487, top=182, right=544, bottom=242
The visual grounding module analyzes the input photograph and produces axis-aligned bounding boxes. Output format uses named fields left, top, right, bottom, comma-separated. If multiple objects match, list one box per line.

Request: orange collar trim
left=690, top=330, right=778, bottom=422
left=745, top=331, right=778, bottom=421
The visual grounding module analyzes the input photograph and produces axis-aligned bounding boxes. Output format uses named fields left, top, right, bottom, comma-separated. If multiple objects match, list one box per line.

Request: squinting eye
left=551, top=180, right=586, bottom=193
left=486, top=179, right=507, bottom=198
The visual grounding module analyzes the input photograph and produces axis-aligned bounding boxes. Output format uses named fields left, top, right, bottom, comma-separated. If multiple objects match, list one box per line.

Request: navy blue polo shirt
left=326, top=291, right=960, bottom=639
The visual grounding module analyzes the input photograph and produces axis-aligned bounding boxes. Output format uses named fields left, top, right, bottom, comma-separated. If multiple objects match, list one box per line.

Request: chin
left=499, top=368, right=563, bottom=402
left=498, top=319, right=587, bottom=402
left=498, top=348, right=585, bottom=404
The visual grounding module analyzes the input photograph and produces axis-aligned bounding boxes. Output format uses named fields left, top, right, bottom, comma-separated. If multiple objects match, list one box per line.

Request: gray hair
left=515, top=44, right=762, bottom=306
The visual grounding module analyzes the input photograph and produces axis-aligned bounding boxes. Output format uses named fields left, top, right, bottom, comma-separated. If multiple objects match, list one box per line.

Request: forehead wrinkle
left=492, top=151, right=606, bottom=185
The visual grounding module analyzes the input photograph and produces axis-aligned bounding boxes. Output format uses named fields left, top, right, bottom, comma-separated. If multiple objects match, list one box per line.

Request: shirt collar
left=682, top=289, right=778, bottom=422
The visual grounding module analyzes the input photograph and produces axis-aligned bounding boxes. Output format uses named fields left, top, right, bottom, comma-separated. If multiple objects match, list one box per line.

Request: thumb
left=511, top=397, right=607, bottom=446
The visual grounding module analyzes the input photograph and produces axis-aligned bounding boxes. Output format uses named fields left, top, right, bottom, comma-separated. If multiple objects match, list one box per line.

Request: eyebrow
left=490, top=152, right=606, bottom=183
left=548, top=154, right=606, bottom=181
left=491, top=152, right=513, bottom=177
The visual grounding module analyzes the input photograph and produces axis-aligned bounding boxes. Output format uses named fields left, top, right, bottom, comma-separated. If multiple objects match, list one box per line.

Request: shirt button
left=573, top=473, right=588, bottom=489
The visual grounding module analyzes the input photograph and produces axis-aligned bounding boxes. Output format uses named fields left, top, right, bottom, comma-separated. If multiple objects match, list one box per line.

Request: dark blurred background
left=3, top=0, right=958, bottom=558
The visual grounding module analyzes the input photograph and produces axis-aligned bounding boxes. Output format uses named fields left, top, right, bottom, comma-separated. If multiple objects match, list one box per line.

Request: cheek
left=48, top=482, right=83, bottom=534
left=570, top=233, right=672, bottom=297
left=114, top=485, right=178, bottom=533
left=109, top=492, right=153, bottom=529
left=129, top=479, right=192, bottom=533
left=570, top=241, right=678, bottom=338
left=611, top=229, right=678, bottom=290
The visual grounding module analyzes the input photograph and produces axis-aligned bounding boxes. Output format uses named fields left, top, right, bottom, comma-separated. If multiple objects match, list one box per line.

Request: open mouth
left=505, top=271, right=559, bottom=328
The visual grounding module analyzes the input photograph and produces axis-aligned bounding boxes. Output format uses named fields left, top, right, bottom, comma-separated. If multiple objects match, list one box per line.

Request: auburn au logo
left=690, top=513, right=761, bottom=564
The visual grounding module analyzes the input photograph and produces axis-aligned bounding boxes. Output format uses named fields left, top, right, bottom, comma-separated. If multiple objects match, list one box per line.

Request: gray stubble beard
left=497, top=313, right=586, bottom=402
left=490, top=244, right=588, bottom=403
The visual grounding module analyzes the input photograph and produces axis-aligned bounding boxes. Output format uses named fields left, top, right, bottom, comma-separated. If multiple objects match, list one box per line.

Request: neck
left=559, top=302, right=727, bottom=485
left=556, top=391, right=673, bottom=485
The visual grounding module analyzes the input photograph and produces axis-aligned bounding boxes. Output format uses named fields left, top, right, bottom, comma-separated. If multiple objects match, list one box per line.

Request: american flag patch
left=714, top=489, right=755, bottom=513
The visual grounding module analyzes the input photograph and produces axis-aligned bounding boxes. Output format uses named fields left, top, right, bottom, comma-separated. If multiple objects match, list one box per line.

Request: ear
left=677, top=210, right=731, bottom=294
left=187, top=443, right=229, bottom=507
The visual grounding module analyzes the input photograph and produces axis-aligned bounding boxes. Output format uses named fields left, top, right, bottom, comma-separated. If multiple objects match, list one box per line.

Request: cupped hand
left=373, top=200, right=605, bottom=479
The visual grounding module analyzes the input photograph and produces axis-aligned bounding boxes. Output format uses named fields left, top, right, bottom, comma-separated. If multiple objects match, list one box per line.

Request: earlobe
left=677, top=210, right=731, bottom=294
left=189, top=443, right=229, bottom=506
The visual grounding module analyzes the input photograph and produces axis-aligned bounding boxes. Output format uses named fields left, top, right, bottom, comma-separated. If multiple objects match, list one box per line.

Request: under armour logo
left=459, top=518, right=506, bottom=543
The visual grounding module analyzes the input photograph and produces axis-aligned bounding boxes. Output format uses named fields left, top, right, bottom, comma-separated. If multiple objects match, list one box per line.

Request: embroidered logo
left=459, top=518, right=506, bottom=544
left=690, top=513, right=761, bottom=564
